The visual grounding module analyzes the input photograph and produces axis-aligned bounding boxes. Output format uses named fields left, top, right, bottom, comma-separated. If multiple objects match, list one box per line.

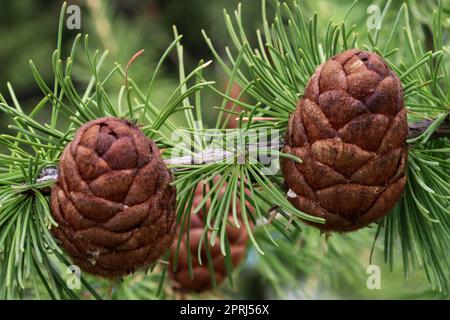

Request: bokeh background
left=0, top=0, right=447, bottom=299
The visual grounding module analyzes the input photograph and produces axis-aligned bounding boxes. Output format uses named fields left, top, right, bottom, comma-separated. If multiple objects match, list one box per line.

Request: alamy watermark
left=367, top=5, right=382, bottom=30
left=366, top=264, right=381, bottom=289
left=66, top=265, right=81, bottom=290
left=66, top=5, right=81, bottom=30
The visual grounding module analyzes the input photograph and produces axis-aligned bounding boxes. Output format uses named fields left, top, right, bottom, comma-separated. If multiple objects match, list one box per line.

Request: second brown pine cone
left=281, top=50, right=408, bottom=232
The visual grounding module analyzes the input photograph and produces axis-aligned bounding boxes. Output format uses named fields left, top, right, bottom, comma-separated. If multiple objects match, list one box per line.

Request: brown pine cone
left=281, top=50, right=408, bottom=232
left=50, top=117, right=177, bottom=278
left=169, top=183, right=249, bottom=292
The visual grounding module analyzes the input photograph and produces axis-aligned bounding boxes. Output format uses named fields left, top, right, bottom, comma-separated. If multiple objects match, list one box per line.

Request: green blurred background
left=0, top=0, right=262, bottom=132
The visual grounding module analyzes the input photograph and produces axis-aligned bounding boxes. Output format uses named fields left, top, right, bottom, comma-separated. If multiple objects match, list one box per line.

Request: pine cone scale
left=350, top=149, right=402, bottom=185
left=59, top=148, right=91, bottom=193
left=360, top=176, right=406, bottom=224
left=338, top=114, right=391, bottom=151
left=102, top=137, right=138, bottom=170
left=301, top=99, right=337, bottom=142
left=56, top=189, right=96, bottom=229
left=378, top=109, right=408, bottom=153
left=282, top=50, right=408, bottom=232
left=88, top=169, right=137, bottom=202
left=71, top=191, right=123, bottom=222
left=291, top=146, right=347, bottom=189
left=319, top=60, right=348, bottom=92
left=311, top=138, right=375, bottom=176
left=318, top=90, right=368, bottom=129
left=316, top=184, right=383, bottom=217
left=347, top=70, right=382, bottom=101
left=102, top=200, right=150, bottom=232
left=74, top=145, right=111, bottom=181
left=366, top=77, right=398, bottom=114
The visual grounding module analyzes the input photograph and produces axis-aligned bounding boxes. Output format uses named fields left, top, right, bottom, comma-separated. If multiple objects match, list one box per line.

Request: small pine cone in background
left=51, top=117, right=177, bottom=278
left=281, top=50, right=408, bottom=232
left=169, top=183, right=250, bottom=292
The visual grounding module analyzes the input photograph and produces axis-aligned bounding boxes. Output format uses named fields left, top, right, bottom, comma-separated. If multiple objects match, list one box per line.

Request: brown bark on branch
left=407, top=116, right=450, bottom=139
left=35, top=115, right=449, bottom=185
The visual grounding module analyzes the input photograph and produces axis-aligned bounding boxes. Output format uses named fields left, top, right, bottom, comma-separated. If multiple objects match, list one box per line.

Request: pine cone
left=281, top=50, right=408, bottom=232
left=50, top=117, right=177, bottom=278
left=169, top=183, right=249, bottom=292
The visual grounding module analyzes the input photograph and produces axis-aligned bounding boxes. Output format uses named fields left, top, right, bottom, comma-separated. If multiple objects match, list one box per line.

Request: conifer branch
left=408, top=115, right=450, bottom=139
left=0, top=0, right=449, bottom=300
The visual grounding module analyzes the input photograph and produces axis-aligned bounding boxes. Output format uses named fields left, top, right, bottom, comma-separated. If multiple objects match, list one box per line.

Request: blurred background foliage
left=0, top=0, right=448, bottom=299
left=2, top=0, right=448, bottom=130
